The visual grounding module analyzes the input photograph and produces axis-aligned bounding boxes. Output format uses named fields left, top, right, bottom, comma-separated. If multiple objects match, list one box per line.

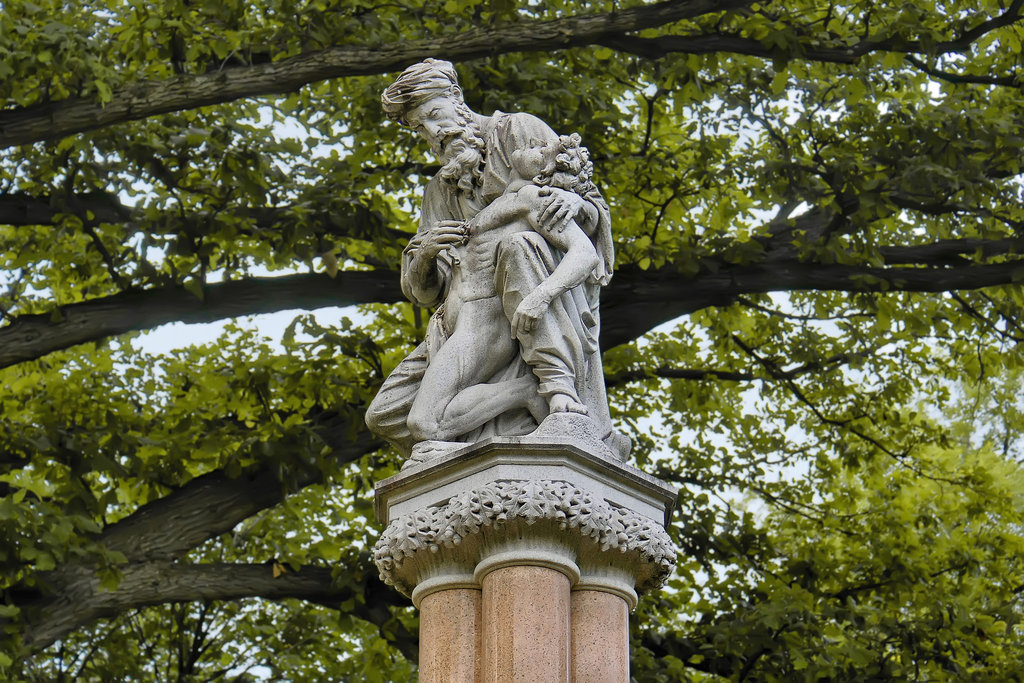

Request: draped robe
left=365, top=111, right=623, bottom=457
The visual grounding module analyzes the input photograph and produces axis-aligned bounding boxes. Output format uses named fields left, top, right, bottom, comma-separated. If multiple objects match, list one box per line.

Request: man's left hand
left=537, top=187, right=585, bottom=233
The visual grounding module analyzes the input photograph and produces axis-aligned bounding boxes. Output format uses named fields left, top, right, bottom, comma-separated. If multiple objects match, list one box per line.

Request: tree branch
left=948, top=0, right=1024, bottom=50
left=605, top=353, right=855, bottom=388
left=606, top=366, right=759, bottom=387
left=0, top=192, right=410, bottom=244
left=98, top=414, right=381, bottom=563
left=0, top=271, right=403, bottom=370
left=730, top=334, right=886, bottom=444
left=20, top=560, right=414, bottom=659
left=599, top=257, right=1024, bottom=349
left=879, top=237, right=1024, bottom=265
left=0, top=0, right=754, bottom=148
left=0, top=192, right=132, bottom=226
left=13, top=418, right=389, bottom=655
left=905, top=55, right=1020, bottom=88
left=601, top=0, right=1024, bottom=65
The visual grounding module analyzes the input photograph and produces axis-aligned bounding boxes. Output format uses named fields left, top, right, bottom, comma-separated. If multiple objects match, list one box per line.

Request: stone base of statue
left=373, top=418, right=678, bottom=682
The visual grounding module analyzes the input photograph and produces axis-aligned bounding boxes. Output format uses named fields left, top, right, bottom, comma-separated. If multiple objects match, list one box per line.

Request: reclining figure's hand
left=511, top=288, right=552, bottom=339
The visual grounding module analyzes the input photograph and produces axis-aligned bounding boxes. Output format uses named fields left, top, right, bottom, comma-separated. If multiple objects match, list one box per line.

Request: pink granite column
left=418, top=588, right=481, bottom=683
left=480, top=565, right=572, bottom=682
left=571, top=589, right=631, bottom=682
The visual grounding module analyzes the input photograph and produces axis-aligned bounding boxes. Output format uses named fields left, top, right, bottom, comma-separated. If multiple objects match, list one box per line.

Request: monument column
left=571, top=591, right=629, bottom=681
left=571, top=561, right=636, bottom=681
left=401, top=537, right=481, bottom=681
left=370, top=56, right=670, bottom=681
left=373, top=432, right=677, bottom=682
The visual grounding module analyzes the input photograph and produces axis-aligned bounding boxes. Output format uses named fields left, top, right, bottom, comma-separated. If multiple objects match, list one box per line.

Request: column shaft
left=481, top=565, right=571, bottom=682
left=571, top=590, right=630, bottom=682
left=418, top=588, right=481, bottom=683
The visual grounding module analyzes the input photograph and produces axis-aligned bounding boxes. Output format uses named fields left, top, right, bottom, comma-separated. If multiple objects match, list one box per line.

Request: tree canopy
left=2, top=0, right=1024, bottom=679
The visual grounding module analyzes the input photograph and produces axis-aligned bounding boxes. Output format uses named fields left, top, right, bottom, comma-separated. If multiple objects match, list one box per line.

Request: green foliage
left=3, top=0, right=1024, bottom=679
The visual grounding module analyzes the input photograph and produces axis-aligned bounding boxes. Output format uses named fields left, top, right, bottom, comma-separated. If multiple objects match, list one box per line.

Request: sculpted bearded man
left=366, top=59, right=629, bottom=462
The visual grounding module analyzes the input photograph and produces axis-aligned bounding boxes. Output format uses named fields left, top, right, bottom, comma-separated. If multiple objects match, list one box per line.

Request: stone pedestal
left=373, top=436, right=677, bottom=682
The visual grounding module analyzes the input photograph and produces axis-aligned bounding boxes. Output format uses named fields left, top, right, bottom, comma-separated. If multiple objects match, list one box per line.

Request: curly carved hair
left=533, top=133, right=596, bottom=196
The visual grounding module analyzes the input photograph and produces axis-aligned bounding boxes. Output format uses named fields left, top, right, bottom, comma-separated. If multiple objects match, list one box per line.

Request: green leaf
left=183, top=278, right=205, bottom=301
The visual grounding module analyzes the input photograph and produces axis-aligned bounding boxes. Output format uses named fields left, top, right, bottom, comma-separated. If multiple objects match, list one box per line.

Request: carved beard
left=435, top=105, right=485, bottom=198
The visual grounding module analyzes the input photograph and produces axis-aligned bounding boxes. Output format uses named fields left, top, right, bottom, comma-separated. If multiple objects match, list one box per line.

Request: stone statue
left=366, top=58, right=629, bottom=464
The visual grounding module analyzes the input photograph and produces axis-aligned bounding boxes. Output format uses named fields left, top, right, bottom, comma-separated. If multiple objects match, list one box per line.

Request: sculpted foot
left=402, top=439, right=467, bottom=470
left=549, top=393, right=588, bottom=415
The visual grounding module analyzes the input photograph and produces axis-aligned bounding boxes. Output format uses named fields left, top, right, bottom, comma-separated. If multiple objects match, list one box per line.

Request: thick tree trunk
left=599, top=0, right=1024, bottom=63
left=0, top=193, right=410, bottom=243
left=20, top=560, right=415, bottom=659
left=0, top=0, right=1015, bottom=148
left=99, top=418, right=381, bottom=562
left=601, top=259, right=1024, bottom=348
left=3, top=239, right=1023, bottom=370
left=11, top=423, right=384, bottom=653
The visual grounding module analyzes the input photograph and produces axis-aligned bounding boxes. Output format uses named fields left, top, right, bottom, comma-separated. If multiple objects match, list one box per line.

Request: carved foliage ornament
left=373, top=480, right=676, bottom=594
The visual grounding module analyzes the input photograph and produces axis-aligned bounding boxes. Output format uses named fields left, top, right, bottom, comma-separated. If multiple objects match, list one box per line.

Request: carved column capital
left=372, top=439, right=678, bottom=608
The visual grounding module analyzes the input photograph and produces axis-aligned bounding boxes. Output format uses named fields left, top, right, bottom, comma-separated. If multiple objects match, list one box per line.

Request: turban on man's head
left=381, top=58, right=462, bottom=123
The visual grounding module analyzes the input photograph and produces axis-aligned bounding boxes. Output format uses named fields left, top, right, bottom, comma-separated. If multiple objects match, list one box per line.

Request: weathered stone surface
left=375, top=477, right=675, bottom=598
left=370, top=409, right=677, bottom=681
left=375, top=435, right=675, bottom=525
left=366, top=58, right=629, bottom=461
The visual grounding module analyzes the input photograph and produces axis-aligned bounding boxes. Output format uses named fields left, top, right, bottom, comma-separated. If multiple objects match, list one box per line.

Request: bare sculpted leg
left=445, top=373, right=549, bottom=426
left=407, top=297, right=523, bottom=442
